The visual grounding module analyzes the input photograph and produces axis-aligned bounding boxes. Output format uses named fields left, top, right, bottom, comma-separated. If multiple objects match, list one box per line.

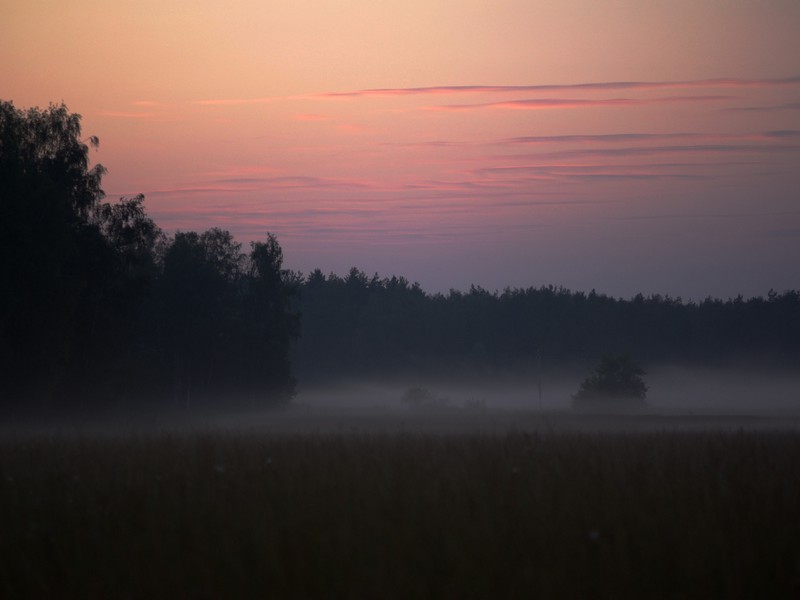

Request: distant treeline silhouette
left=292, top=268, right=800, bottom=382
left=2, top=100, right=798, bottom=410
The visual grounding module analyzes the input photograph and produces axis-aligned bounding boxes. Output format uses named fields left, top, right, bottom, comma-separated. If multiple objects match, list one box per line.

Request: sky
left=3, top=0, right=799, bottom=299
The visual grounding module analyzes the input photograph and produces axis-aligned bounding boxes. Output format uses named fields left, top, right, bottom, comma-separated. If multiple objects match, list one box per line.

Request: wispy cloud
left=459, top=165, right=708, bottom=185
left=458, top=157, right=782, bottom=187
left=146, top=185, right=254, bottom=196
left=501, top=133, right=704, bottom=145
left=193, top=97, right=275, bottom=106
left=401, top=178, right=550, bottom=192
left=318, top=76, right=800, bottom=98
left=763, top=129, right=800, bottom=138
left=499, top=130, right=800, bottom=145
left=95, top=102, right=182, bottom=121
left=143, top=176, right=376, bottom=198
left=95, top=110, right=161, bottom=119
left=496, top=143, right=800, bottom=161
left=146, top=184, right=614, bottom=244
left=723, top=102, right=800, bottom=112
left=425, top=95, right=734, bottom=112
left=396, top=140, right=472, bottom=148
left=212, top=175, right=375, bottom=189
left=476, top=161, right=759, bottom=176
left=390, top=131, right=800, bottom=151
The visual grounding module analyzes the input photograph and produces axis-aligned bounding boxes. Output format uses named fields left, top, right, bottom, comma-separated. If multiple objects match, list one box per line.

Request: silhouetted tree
left=70, top=194, right=163, bottom=400
left=573, top=353, right=648, bottom=409
left=147, top=229, right=299, bottom=405
left=237, top=234, right=301, bottom=401
left=0, top=99, right=302, bottom=411
left=0, top=100, right=108, bottom=404
left=153, top=229, right=244, bottom=404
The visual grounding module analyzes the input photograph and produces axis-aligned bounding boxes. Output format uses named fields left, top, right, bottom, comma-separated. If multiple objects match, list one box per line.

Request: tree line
left=291, top=268, right=800, bottom=383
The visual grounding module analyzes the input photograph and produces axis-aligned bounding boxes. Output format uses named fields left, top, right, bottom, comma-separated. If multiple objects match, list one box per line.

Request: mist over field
left=294, top=366, right=800, bottom=413
left=6, top=365, right=797, bottom=439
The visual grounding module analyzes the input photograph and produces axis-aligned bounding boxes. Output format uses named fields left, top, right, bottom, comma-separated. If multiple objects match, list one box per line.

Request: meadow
left=1, top=418, right=799, bottom=598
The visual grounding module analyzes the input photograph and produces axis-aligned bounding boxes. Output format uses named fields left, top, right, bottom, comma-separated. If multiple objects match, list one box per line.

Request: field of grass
left=1, top=425, right=799, bottom=598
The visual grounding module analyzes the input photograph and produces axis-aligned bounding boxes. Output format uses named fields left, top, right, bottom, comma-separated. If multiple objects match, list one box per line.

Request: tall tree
left=150, top=229, right=298, bottom=405
left=153, top=229, right=244, bottom=404
left=0, top=101, right=107, bottom=404
left=239, top=234, right=301, bottom=401
left=66, top=194, right=163, bottom=401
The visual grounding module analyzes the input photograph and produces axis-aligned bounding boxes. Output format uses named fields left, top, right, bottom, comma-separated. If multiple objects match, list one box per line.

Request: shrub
left=573, top=353, right=647, bottom=410
left=464, top=398, right=487, bottom=412
left=401, top=387, right=448, bottom=409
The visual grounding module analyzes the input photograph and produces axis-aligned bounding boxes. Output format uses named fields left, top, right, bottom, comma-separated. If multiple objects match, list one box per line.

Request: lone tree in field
left=572, top=353, right=648, bottom=410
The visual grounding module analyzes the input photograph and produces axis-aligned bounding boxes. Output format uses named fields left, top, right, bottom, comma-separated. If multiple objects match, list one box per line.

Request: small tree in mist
left=573, top=353, right=648, bottom=410
left=401, top=387, right=448, bottom=410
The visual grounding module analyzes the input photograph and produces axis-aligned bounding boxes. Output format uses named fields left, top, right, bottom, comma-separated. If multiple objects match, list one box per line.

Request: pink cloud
left=94, top=104, right=182, bottom=121
left=475, top=161, right=759, bottom=176
left=425, top=95, right=735, bottom=112
left=317, top=76, right=800, bottom=98
left=95, top=110, right=161, bottom=119
left=499, top=130, right=800, bottom=145
left=502, top=143, right=800, bottom=161
left=501, top=133, right=703, bottom=145
left=196, top=166, right=278, bottom=178
left=193, top=97, right=275, bottom=106
left=146, top=185, right=258, bottom=196
left=723, top=102, right=800, bottom=112
left=218, top=176, right=374, bottom=190
left=143, top=176, right=377, bottom=200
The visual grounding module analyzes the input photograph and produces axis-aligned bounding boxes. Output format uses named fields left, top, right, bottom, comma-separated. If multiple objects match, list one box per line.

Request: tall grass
left=1, top=430, right=798, bottom=598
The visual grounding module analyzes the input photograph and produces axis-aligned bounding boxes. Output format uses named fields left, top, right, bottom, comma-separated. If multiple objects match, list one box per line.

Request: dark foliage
left=572, top=353, right=648, bottom=410
left=400, top=387, right=448, bottom=409
left=141, top=230, right=299, bottom=405
left=1, top=101, right=108, bottom=403
left=293, top=271, right=800, bottom=383
left=0, top=101, right=298, bottom=411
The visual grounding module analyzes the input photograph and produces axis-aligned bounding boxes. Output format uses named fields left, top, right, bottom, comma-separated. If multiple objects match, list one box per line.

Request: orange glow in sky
left=3, top=0, right=799, bottom=298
